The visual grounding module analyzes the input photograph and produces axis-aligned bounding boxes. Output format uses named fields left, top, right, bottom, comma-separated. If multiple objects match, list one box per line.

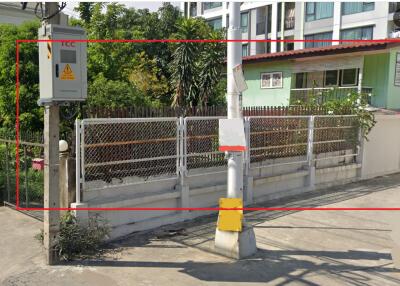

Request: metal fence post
left=178, top=117, right=187, bottom=185
left=5, top=142, right=10, bottom=203
left=307, top=116, right=316, bottom=189
left=23, top=145, right=28, bottom=207
left=75, top=119, right=81, bottom=203
left=80, top=120, right=85, bottom=198
left=244, top=118, right=250, bottom=176
left=356, top=126, right=364, bottom=178
left=178, top=117, right=189, bottom=217
left=243, top=117, right=253, bottom=204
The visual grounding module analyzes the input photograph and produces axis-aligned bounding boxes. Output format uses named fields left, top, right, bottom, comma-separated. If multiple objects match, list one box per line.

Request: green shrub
left=36, top=212, right=110, bottom=261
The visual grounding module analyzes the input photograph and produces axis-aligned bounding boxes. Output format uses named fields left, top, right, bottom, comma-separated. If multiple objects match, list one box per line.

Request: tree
left=169, top=18, right=203, bottom=107
left=0, top=21, right=42, bottom=133
left=0, top=2, right=227, bottom=135
left=197, top=30, right=226, bottom=106
left=169, top=18, right=226, bottom=107
left=128, top=52, right=170, bottom=106
left=74, top=2, right=96, bottom=24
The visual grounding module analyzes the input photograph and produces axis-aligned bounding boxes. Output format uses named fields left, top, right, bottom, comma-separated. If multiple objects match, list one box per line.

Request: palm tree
left=169, top=18, right=202, bottom=107
left=170, top=18, right=226, bottom=107
left=197, top=30, right=225, bottom=106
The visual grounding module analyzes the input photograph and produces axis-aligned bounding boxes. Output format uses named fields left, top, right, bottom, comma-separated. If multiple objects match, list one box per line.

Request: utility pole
left=226, top=2, right=244, bottom=199
left=43, top=2, right=61, bottom=265
left=39, top=2, right=86, bottom=264
left=214, top=2, right=257, bottom=259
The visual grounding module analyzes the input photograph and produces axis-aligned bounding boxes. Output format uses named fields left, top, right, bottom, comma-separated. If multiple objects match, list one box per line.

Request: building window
left=203, top=2, right=222, bottom=11
left=207, top=17, right=223, bottom=30
left=341, top=69, right=358, bottom=86
left=241, top=12, right=249, bottom=33
left=390, top=2, right=400, bottom=13
left=304, top=31, right=333, bottom=48
left=341, top=26, right=373, bottom=40
left=189, top=3, right=197, bottom=17
left=261, top=72, right=283, bottom=89
left=305, top=2, right=334, bottom=22
left=242, top=44, right=248, bottom=57
left=394, top=53, right=400, bottom=86
left=342, top=2, right=374, bottom=15
left=324, top=70, right=339, bottom=86
left=295, top=73, right=306, bottom=88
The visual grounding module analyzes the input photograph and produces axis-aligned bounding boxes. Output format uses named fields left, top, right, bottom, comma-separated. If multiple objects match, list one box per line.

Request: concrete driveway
left=2, top=174, right=400, bottom=285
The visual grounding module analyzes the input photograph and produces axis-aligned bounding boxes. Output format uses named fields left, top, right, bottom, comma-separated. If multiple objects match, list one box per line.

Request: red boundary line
left=15, top=38, right=400, bottom=211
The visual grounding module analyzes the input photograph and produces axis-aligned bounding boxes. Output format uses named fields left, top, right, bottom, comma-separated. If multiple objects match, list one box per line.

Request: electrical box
left=38, top=24, right=87, bottom=105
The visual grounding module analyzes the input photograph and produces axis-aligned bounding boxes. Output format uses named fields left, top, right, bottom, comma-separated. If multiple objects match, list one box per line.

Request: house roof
left=242, top=41, right=400, bottom=64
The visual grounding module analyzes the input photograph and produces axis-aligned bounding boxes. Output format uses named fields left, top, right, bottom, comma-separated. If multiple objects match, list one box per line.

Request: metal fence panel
left=0, top=131, right=44, bottom=209
left=77, top=115, right=361, bottom=192
left=313, top=115, right=359, bottom=163
left=81, top=118, right=179, bottom=190
left=184, top=117, right=226, bottom=176
left=248, top=116, right=310, bottom=169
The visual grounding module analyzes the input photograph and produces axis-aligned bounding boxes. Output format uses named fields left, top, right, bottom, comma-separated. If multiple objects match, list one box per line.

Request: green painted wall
left=363, top=53, right=390, bottom=108
left=386, top=48, right=400, bottom=109
left=242, top=61, right=292, bottom=107
left=243, top=51, right=398, bottom=109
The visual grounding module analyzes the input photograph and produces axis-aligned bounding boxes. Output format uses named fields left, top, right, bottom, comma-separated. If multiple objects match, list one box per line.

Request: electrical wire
left=34, top=2, right=67, bottom=21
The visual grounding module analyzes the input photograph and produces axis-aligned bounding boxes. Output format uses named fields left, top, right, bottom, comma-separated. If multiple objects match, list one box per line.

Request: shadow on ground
left=72, top=248, right=400, bottom=285
left=62, top=174, right=400, bottom=284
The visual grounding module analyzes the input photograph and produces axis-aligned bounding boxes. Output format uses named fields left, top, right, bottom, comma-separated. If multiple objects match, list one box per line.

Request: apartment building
left=181, top=2, right=400, bottom=56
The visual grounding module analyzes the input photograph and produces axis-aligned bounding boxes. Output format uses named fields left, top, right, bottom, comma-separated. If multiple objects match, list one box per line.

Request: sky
left=63, top=1, right=181, bottom=19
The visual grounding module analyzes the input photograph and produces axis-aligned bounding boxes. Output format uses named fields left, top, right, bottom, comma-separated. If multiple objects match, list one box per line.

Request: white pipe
left=226, top=2, right=243, bottom=199
left=75, top=119, right=81, bottom=203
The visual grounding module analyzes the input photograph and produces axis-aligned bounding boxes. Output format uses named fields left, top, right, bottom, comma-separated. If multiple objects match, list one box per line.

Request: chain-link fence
left=313, top=115, right=359, bottom=166
left=0, top=130, right=44, bottom=208
left=248, top=116, right=310, bottom=169
left=314, top=115, right=359, bottom=154
left=77, top=115, right=360, bottom=191
left=247, top=115, right=359, bottom=170
left=80, top=118, right=179, bottom=191
left=183, top=117, right=226, bottom=176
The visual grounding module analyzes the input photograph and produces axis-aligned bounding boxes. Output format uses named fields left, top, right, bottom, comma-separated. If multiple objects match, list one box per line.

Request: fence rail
left=77, top=115, right=360, bottom=193
left=79, top=118, right=179, bottom=191
left=83, top=105, right=344, bottom=119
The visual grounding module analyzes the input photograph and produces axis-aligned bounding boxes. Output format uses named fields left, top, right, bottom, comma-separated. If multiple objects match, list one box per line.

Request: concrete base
left=70, top=202, right=89, bottom=224
left=214, top=223, right=257, bottom=259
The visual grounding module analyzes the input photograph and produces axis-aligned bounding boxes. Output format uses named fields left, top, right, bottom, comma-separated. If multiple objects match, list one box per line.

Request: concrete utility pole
left=226, top=2, right=244, bottom=199
left=43, top=2, right=61, bottom=265
left=214, top=2, right=257, bottom=259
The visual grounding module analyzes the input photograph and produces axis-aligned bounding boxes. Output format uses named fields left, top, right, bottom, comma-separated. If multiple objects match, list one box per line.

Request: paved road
left=2, top=174, right=400, bottom=285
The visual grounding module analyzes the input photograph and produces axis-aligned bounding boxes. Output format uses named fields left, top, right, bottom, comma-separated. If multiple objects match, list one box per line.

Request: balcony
left=389, top=2, right=400, bottom=13
left=256, top=22, right=265, bottom=35
left=290, top=87, right=373, bottom=105
left=284, top=17, right=295, bottom=30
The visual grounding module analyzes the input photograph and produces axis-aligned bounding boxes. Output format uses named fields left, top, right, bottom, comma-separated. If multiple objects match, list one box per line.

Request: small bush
left=35, top=212, right=110, bottom=261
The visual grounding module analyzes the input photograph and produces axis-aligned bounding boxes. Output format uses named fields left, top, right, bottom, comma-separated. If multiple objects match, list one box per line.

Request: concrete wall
left=361, top=114, right=400, bottom=179
left=82, top=150, right=361, bottom=240
left=72, top=114, right=400, bottom=240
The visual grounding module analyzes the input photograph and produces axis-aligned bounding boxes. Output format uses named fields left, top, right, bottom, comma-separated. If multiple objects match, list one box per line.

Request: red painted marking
left=219, top=145, right=246, bottom=152
left=15, top=38, right=400, bottom=211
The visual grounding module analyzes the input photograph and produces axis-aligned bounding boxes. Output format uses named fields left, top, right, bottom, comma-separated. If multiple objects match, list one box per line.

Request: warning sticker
left=60, top=64, right=75, bottom=80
